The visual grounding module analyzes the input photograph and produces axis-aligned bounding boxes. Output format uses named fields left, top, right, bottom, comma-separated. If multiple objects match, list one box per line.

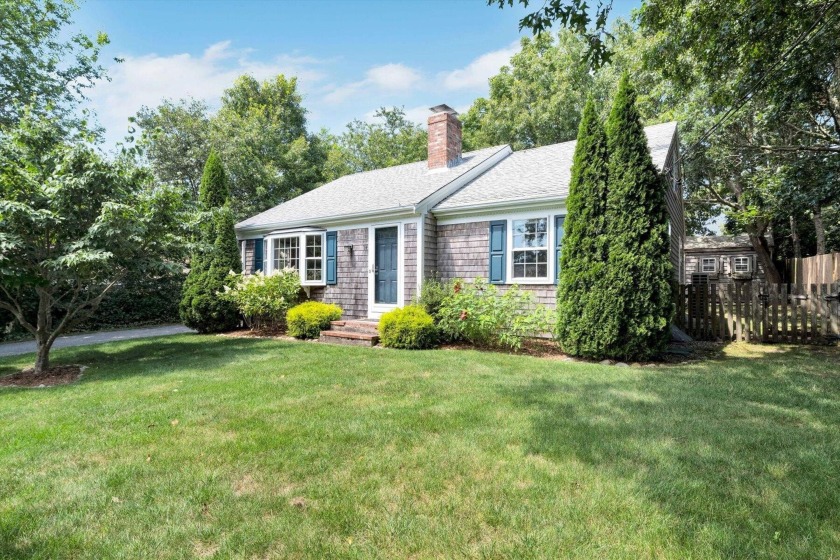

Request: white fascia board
left=414, top=145, right=512, bottom=214
left=433, top=197, right=567, bottom=223
left=235, top=207, right=420, bottom=240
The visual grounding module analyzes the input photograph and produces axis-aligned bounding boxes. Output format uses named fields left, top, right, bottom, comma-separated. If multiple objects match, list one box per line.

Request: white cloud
left=439, top=41, right=519, bottom=91
left=366, top=63, right=422, bottom=91
left=87, top=41, right=326, bottom=147
left=323, top=63, right=423, bottom=105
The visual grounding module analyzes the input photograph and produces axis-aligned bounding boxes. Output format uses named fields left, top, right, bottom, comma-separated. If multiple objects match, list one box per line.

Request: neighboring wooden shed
left=684, top=234, right=774, bottom=284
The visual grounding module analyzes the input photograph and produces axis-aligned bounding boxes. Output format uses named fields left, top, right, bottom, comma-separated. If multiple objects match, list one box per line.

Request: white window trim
left=505, top=213, right=556, bottom=284
left=733, top=256, right=752, bottom=273
left=700, top=257, right=717, bottom=273
left=264, top=232, right=327, bottom=286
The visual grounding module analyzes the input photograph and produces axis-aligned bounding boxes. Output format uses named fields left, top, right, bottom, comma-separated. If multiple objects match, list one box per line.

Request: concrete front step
left=320, top=329, right=380, bottom=347
left=330, top=320, right=380, bottom=334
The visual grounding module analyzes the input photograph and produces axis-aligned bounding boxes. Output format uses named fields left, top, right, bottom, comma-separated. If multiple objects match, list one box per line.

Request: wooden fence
left=786, top=253, right=840, bottom=284
left=676, top=282, right=840, bottom=343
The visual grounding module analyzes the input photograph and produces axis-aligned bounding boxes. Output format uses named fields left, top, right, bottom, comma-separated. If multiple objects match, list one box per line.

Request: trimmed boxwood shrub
left=286, top=301, right=342, bottom=339
left=379, top=305, right=438, bottom=349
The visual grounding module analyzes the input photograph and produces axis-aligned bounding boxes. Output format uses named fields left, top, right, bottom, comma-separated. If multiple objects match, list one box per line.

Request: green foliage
left=437, top=278, right=554, bottom=350
left=212, top=75, right=326, bottom=220
left=0, top=112, right=187, bottom=371
left=592, top=74, right=673, bottom=361
left=378, top=305, right=438, bottom=350
left=0, top=0, right=109, bottom=129
left=179, top=154, right=241, bottom=333
left=556, top=97, right=611, bottom=357
left=199, top=150, right=230, bottom=209
left=220, top=270, right=301, bottom=331
left=414, top=277, right=450, bottom=320
left=286, top=301, right=343, bottom=339
left=133, top=75, right=326, bottom=221
left=489, top=0, right=613, bottom=69
left=133, top=99, right=212, bottom=200
left=461, top=25, right=676, bottom=152
left=74, top=269, right=184, bottom=332
left=320, top=107, right=427, bottom=182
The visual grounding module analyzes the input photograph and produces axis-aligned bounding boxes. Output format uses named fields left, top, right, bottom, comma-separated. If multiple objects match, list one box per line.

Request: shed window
left=511, top=218, right=548, bottom=280
left=701, top=257, right=717, bottom=273
left=691, top=274, right=710, bottom=285
left=733, top=256, right=751, bottom=273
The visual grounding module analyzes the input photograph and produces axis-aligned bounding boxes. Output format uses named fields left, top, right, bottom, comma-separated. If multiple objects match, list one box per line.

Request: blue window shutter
left=253, top=238, right=264, bottom=272
left=489, top=220, right=506, bottom=284
left=555, top=216, right=565, bottom=284
left=326, top=231, right=337, bottom=285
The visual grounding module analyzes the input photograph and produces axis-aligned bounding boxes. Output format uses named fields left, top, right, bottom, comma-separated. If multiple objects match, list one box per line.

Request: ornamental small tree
left=0, top=114, right=185, bottom=374
left=179, top=151, right=241, bottom=332
left=556, top=97, right=610, bottom=357
left=596, top=73, right=673, bottom=360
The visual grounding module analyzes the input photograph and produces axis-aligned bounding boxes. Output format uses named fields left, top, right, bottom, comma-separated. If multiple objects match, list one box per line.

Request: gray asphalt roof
left=434, top=121, right=678, bottom=210
left=685, top=234, right=772, bottom=250
left=236, top=145, right=507, bottom=230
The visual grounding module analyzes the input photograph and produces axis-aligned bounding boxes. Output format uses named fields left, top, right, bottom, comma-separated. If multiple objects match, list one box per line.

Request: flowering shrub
left=436, top=278, right=554, bottom=350
left=221, top=269, right=301, bottom=331
left=286, top=301, right=343, bottom=339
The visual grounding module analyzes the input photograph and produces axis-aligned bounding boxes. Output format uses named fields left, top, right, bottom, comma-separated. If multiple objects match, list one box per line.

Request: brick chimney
left=427, top=104, right=462, bottom=169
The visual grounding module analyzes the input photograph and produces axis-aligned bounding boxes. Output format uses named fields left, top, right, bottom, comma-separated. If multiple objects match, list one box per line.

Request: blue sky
left=74, top=0, right=639, bottom=148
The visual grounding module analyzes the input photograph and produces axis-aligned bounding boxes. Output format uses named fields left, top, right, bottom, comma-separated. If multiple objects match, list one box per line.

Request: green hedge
left=379, top=305, right=438, bottom=349
left=286, top=301, right=342, bottom=339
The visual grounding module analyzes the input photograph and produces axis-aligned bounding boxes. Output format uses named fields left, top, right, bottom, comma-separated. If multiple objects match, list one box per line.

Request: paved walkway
left=0, top=325, right=195, bottom=358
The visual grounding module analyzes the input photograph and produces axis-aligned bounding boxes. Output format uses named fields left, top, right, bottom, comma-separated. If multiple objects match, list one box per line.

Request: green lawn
left=1, top=336, right=839, bottom=559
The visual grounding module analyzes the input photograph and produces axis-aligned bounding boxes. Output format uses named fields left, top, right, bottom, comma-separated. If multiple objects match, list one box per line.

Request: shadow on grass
left=0, top=334, right=289, bottom=383
left=504, top=344, right=840, bottom=557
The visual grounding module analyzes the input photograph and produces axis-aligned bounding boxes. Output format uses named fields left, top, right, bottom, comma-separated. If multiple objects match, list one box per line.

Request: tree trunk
left=748, top=231, right=782, bottom=284
left=813, top=206, right=827, bottom=255
left=34, top=338, right=51, bottom=374
left=790, top=215, right=802, bottom=259
left=33, top=290, right=52, bottom=375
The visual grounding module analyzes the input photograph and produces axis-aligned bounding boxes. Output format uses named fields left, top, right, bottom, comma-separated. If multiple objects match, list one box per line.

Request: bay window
left=266, top=231, right=326, bottom=285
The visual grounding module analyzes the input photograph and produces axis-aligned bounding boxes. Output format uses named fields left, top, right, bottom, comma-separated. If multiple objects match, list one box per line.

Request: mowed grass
left=1, top=336, right=839, bottom=559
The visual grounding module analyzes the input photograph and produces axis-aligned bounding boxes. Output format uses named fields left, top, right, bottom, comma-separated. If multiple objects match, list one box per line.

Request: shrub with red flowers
left=436, top=278, right=553, bottom=350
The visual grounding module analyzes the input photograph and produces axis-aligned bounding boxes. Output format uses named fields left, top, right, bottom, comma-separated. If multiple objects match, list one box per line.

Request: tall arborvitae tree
left=596, top=73, right=673, bottom=360
left=556, top=97, right=610, bottom=357
left=179, top=151, right=241, bottom=333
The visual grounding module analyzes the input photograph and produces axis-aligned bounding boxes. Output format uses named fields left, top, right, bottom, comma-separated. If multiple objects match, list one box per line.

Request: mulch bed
left=0, top=365, right=84, bottom=388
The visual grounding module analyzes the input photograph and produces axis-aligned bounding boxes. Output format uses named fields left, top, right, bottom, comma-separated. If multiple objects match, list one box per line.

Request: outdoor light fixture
left=344, top=244, right=354, bottom=253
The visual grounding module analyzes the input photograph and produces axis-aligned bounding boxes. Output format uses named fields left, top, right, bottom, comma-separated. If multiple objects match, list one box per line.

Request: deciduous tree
left=0, top=114, right=185, bottom=373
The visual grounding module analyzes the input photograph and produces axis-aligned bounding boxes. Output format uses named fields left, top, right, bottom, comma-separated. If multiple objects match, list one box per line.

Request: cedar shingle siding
left=436, top=222, right=490, bottom=279
left=309, top=228, right=369, bottom=318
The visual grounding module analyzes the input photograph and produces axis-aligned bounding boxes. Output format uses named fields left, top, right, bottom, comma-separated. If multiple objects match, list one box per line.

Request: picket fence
left=676, top=282, right=840, bottom=343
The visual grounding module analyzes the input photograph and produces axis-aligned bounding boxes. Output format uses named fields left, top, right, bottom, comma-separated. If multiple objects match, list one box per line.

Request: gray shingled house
left=684, top=234, right=774, bottom=285
left=235, top=105, right=685, bottom=320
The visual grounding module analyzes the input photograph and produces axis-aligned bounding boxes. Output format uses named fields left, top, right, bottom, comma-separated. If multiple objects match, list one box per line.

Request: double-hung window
left=701, top=257, right=717, bottom=273
left=266, top=231, right=326, bottom=285
left=733, top=256, right=751, bottom=273
left=304, top=235, right=323, bottom=282
left=511, top=217, right=549, bottom=280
